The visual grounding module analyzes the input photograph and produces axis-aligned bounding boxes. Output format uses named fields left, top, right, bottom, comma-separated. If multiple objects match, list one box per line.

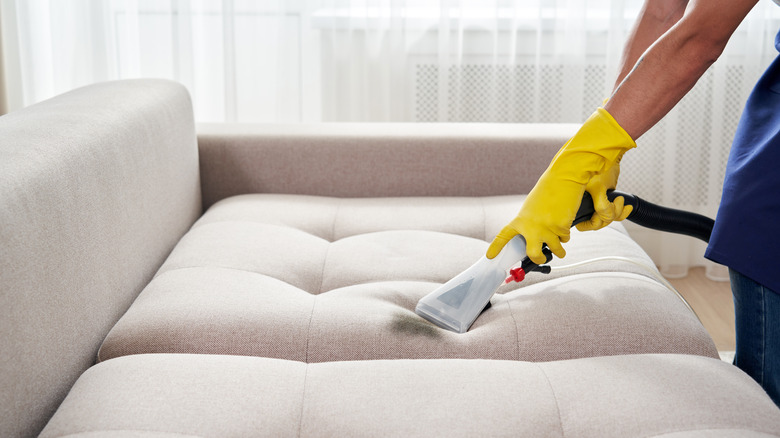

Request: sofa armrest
left=197, top=123, right=578, bottom=209
left=0, top=79, right=201, bottom=437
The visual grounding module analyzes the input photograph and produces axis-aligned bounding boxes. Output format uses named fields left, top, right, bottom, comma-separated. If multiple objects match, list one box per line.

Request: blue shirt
left=705, top=29, right=780, bottom=292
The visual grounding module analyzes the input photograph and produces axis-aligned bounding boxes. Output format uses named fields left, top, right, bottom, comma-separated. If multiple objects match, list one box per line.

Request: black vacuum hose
left=573, top=190, right=715, bottom=243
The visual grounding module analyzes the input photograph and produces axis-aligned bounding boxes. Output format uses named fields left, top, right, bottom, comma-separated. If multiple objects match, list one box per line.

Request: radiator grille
left=414, top=63, right=752, bottom=209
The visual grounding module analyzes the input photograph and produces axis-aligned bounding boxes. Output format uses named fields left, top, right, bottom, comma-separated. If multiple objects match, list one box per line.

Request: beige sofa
left=2, top=79, right=779, bottom=437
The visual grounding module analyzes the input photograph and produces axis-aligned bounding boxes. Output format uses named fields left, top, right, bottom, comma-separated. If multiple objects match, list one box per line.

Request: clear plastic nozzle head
left=415, top=235, right=527, bottom=333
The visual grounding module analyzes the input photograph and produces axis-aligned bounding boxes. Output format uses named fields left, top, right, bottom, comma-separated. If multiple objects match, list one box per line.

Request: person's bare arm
left=613, top=0, right=689, bottom=91
left=605, top=0, right=759, bottom=139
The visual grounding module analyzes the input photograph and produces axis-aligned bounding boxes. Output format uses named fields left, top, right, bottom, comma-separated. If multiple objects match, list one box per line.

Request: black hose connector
left=520, top=247, right=553, bottom=274
left=573, top=190, right=715, bottom=243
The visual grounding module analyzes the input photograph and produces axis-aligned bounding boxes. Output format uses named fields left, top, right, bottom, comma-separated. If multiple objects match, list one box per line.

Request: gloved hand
left=573, top=97, right=633, bottom=231
left=575, top=152, right=633, bottom=232
left=486, top=108, right=636, bottom=264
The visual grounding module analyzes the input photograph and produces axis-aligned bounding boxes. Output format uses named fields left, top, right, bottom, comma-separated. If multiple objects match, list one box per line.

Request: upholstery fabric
left=7, top=79, right=774, bottom=438
left=0, top=79, right=201, bottom=437
left=98, top=194, right=717, bottom=363
left=196, top=122, right=578, bottom=209
left=40, top=353, right=780, bottom=437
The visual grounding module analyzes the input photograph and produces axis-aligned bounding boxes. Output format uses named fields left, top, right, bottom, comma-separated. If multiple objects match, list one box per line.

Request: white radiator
left=412, top=62, right=751, bottom=210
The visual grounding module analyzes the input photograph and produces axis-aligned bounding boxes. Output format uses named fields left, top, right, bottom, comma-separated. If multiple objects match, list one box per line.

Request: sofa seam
left=536, top=364, right=566, bottom=438
left=188, top=219, right=332, bottom=242
left=96, top=338, right=106, bottom=363
left=303, top=295, right=318, bottom=364
left=304, top=200, right=336, bottom=363
left=127, top=261, right=445, bottom=298
left=302, top=200, right=337, bottom=362
left=153, top=265, right=311, bottom=293
left=315, top=198, right=339, bottom=295
left=47, top=429, right=205, bottom=438
left=505, top=298, right=523, bottom=362
left=296, top=363, right=311, bottom=437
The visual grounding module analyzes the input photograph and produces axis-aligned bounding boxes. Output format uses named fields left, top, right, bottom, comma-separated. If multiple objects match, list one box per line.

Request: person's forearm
left=606, top=0, right=759, bottom=140
left=606, top=27, right=719, bottom=139
left=613, top=0, right=688, bottom=92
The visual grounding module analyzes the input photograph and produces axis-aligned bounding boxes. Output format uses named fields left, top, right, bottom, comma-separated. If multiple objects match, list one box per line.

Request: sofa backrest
left=0, top=79, right=201, bottom=437
left=197, top=123, right=577, bottom=210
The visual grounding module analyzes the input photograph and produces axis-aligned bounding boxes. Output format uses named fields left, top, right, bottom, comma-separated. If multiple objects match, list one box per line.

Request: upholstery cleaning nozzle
left=415, top=190, right=715, bottom=333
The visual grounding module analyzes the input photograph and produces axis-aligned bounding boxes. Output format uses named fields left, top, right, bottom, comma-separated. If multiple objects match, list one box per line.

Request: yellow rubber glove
left=575, top=152, right=633, bottom=232
left=577, top=97, right=634, bottom=231
left=486, top=108, right=636, bottom=264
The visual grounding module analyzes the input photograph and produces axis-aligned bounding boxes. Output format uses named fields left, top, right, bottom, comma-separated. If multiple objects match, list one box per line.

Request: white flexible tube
left=550, top=256, right=697, bottom=317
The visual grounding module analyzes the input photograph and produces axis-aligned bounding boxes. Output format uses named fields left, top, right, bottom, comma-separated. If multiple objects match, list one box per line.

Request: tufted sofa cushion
left=97, top=194, right=717, bottom=363
left=41, top=353, right=780, bottom=437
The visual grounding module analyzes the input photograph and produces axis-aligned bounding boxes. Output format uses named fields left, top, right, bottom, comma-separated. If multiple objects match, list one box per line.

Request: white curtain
left=2, top=0, right=779, bottom=278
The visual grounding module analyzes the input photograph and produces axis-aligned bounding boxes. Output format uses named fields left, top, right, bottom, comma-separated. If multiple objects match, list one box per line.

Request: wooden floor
left=668, top=267, right=735, bottom=352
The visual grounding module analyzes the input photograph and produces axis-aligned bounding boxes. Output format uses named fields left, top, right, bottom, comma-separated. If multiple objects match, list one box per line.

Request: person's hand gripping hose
left=576, top=152, right=633, bottom=232
left=486, top=108, right=636, bottom=264
left=576, top=97, right=634, bottom=232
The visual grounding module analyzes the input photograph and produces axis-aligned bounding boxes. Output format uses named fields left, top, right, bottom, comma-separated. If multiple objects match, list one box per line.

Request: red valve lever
left=505, top=267, right=526, bottom=284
